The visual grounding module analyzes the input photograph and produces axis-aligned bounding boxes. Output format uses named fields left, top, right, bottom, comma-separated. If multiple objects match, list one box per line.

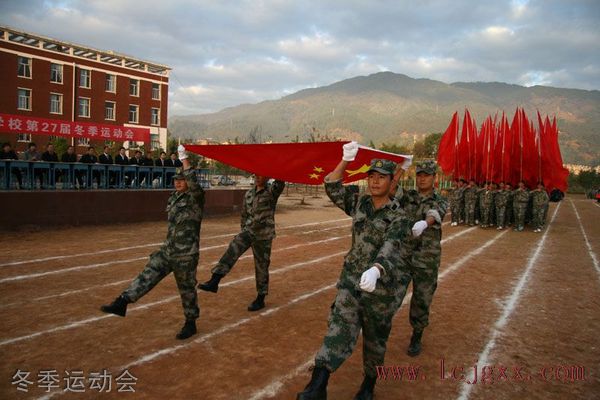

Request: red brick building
left=0, top=25, right=170, bottom=155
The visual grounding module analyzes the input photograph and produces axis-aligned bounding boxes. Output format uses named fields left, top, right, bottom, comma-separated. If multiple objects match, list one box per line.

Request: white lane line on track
left=0, top=218, right=351, bottom=268
left=570, top=199, right=600, bottom=281
left=456, top=202, right=561, bottom=400
left=244, top=228, right=505, bottom=400
left=37, top=283, right=338, bottom=400
left=34, top=225, right=480, bottom=399
left=0, top=234, right=351, bottom=309
left=0, top=225, right=352, bottom=284
left=0, top=251, right=348, bottom=347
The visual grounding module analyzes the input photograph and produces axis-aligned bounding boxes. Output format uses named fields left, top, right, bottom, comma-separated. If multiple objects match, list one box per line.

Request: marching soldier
left=513, top=181, right=530, bottom=231
left=198, top=174, right=285, bottom=311
left=297, top=142, right=413, bottom=400
left=479, top=182, right=494, bottom=228
left=494, top=182, right=509, bottom=229
left=100, top=145, right=204, bottom=340
left=464, top=179, right=478, bottom=226
left=531, top=182, right=550, bottom=232
left=392, top=160, right=448, bottom=357
left=505, top=182, right=514, bottom=226
left=450, top=179, right=464, bottom=226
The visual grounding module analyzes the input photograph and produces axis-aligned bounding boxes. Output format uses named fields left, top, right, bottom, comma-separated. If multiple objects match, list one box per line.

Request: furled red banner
left=0, top=113, right=150, bottom=142
left=187, top=142, right=412, bottom=185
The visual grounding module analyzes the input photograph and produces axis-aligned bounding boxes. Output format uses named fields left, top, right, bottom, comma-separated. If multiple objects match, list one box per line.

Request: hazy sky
left=1, top=0, right=599, bottom=115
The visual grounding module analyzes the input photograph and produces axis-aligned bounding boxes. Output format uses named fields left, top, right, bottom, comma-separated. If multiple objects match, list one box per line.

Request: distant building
left=0, top=25, right=170, bottom=155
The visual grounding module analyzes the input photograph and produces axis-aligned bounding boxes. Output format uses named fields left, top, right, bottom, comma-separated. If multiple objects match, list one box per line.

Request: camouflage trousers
left=314, top=286, right=407, bottom=378
left=513, top=203, right=528, bottom=228
left=212, top=230, right=272, bottom=295
left=465, top=200, right=476, bottom=225
left=496, top=205, right=506, bottom=227
left=532, top=206, right=546, bottom=229
left=506, top=202, right=514, bottom=225
left=122, top=250, right=199, bottom=320
left=480, top=204, right=492, bottom=226
left=408, top=257, right=439, bottom=331
left=450, top=201, right=461, bottom=223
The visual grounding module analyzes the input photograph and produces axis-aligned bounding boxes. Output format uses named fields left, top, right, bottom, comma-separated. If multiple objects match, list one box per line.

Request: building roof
left=0, top=25, right=171, bottom=76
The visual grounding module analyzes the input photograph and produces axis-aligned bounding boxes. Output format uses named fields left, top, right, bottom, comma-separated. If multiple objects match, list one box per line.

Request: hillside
left=169, top=72, right=600, bottom=165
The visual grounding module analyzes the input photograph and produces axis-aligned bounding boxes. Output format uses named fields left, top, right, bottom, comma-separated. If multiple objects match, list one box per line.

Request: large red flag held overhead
left=187, top=142, right=412, bottom=185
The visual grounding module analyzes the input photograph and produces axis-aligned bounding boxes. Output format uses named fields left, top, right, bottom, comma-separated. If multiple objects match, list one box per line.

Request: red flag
left=186, top=142, right=412, bottom=185
left=437, top=112, right=459, bottom=175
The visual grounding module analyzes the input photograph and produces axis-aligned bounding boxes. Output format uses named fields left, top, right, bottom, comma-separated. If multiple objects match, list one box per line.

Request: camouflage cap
left=415, top=160, right=438, bottom=175
left=173, top=167, right=185, bottom=180
left=367, top=158, right=396, bottom=175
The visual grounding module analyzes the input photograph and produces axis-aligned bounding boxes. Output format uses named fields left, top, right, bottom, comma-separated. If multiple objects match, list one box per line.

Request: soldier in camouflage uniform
left=392, top=160, right=448, bottom=357
left=494, top=182, right=509, bottom=229
left=479, top=183, right=494, bottom=228
left=464, top=179, right=478, bottom=226
left=198, top=175, right=285, bottom=311
left=531, top=182, right=550, bottom=232
left=297, top=143, right=413, bottom=400
left=505, top=182, right=514, bottom=226
left=101, top=145, right=204, bottom=340
left=513, top=181, right=530, bottom=231
left=450, top=179, right=464, bottom=226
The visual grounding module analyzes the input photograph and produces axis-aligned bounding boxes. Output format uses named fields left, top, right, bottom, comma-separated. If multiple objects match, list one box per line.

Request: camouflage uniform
left=475, top=186, right=484, bottom=224
left=531, top=189, right=550, bottom=230
left=505, top=189, right=515, bottom=226
left=394, top=166, right=448, bottom=331
left=450, top=185, right=464, bottom=224
left=314, top=160, right=413, bottom=379
left=211, top=179, right=285, bottom=295
left=479, top=188, right=495, bottom=227
left=122, top=168, right=204, bottom=321
left=494, top=189, right=509, bottom=227
left=513, top=187, right=530, bottom=230
left=463, top=185, right=478, bottom=226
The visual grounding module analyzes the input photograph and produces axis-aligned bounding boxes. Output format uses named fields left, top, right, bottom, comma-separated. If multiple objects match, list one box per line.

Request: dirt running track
left=0, top=194, right=598, bottom=399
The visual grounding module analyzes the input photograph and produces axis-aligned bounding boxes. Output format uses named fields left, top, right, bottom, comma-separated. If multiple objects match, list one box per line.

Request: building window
left=18, top=56, right=32, bottom=78
left=50, top=93, right=63, bottom=114
left=105, top=101, right=115, bottom=120
left=151, top=108, right=160, bottom=126
left=151, top=140, right=160, bottom=150
left=77, top=137, right=90, bottom=146
left=79, top=68, right=91, bottom=88
left=17, top=133, right=32, bottom=142
left=106, top=74, right=116, bottom=92
left=78, top=97, right=90, bottom=117
left=129, top=79, right=139, bottom=96
left=50, top=63, right=63, bottom=83
left=128, top=105, right=139, bottom=123
left=17, top=88, right=31, bottom=110
left=152, top=83, right=160, bottom=100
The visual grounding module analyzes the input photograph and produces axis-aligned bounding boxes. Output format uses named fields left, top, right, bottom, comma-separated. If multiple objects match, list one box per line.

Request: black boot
left=198, top=273, right=223, bottom=293
left=248, top=294, right=266, bottom=312
left=100, top=295, right=129, bottom=317
left=297, top=366, right=330, bottom=400
left=407, top=329, right=423, bottom=357
left=353, top=375, right=376, bottom=400
left=176, top=319, right=197, bottom=340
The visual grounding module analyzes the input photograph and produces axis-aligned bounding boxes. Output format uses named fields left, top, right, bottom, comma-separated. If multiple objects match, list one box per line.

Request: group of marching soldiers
left=449, top=179, right=550, bottom=232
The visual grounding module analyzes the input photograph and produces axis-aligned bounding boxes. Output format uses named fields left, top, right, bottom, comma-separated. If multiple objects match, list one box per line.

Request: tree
left=380, top=142, right=411, bottom=154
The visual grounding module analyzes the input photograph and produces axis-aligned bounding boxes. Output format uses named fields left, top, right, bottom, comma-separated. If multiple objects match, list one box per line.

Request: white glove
left=342, top=141, right=359, bottom=162
left=359, top=265, right=381, bottom=293
left=412, top=220, right=428, bottom=237
left=177, top=144, right=188, bottom=160
left=401, top=158, right=412, bottom=170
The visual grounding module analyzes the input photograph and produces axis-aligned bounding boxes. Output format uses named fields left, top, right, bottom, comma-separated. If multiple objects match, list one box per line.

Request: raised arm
left=178, top=145, right=205, bottom=207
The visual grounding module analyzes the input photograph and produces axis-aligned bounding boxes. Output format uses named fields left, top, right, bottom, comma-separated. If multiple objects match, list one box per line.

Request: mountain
left=168, top=72, right=600, bottom=165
